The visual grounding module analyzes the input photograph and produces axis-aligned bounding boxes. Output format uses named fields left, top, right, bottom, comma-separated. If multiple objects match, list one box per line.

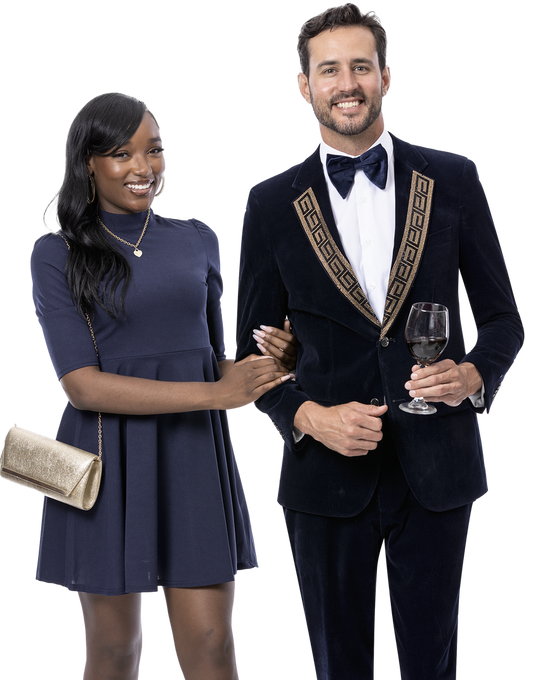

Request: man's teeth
left=336, top=101, right=362, bottom=109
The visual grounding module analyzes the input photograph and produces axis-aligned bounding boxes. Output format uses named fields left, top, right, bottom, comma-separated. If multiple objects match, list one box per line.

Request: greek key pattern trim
left=293, top=172, right=434, bottom=338
left=381, top=171, right=434, bottom=338
left=292, top=188, right=380, bottom=327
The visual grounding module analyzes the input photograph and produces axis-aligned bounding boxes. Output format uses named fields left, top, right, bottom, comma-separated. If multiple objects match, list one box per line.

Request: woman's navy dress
left=30, top=210, right=257, bottom=595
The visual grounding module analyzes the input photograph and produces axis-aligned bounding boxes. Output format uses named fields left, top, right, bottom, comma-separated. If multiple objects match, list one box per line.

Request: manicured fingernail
left=257, top=343, right=267, bottom=353
left=281, top=374, right=291, bottom=381
left=253, top=334, right=265, bottom=344
left=260, top=325, right=273, bottom=332
left=405, top=382, right=411, bottom=390
left=253, top=329, right=266, bottom=338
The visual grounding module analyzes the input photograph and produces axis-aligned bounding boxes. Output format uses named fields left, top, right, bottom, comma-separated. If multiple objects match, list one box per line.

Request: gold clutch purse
left=1, top=426, right=102, bottom=511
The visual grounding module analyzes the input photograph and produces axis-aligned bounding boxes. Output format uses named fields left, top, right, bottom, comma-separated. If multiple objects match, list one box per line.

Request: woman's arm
left=61, top=355, right=290, bottom=415
left=217, top=359, right=235, bottom=378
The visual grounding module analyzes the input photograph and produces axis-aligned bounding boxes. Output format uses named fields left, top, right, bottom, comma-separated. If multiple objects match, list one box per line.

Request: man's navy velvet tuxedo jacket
left=236, top=135, right=523, bottom=516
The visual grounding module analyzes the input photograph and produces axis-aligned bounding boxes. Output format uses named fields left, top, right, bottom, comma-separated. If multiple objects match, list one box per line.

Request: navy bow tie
left=326, top=144, right=388, bottom=198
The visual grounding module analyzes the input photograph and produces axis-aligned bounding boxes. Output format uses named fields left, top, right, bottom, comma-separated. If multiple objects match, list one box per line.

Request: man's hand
left=294, top=401, right=388, bottom=457
left=404, top=360, right=482, bottom=407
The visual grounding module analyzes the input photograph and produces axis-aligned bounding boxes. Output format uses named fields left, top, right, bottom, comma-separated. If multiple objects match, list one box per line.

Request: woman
left=31, top=92, right=296, bottom=680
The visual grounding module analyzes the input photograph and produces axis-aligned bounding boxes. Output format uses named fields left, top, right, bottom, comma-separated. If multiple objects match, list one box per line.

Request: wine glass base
left=399, top=401, right=437, bottom=415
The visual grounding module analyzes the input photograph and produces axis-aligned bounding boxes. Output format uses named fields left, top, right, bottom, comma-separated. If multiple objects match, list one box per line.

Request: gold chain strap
left=84, top=312, right=103, bottom=461
left=58, top=234, right=103, bottom=460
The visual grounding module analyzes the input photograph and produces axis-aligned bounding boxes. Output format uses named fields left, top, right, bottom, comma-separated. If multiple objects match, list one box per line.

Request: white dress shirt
left=320, top=130, right=395, bottom=323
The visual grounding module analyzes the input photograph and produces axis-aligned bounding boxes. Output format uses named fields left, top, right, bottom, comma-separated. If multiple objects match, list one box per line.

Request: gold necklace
left=98, top=208, right=151, bottom=258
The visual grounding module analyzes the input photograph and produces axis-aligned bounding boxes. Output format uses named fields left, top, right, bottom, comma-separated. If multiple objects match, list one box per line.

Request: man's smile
left=335, top=100, right=363, bottom=109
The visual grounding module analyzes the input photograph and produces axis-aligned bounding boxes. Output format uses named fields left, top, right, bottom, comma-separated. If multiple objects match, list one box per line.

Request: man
left=237, top=4, right=523, bottom=679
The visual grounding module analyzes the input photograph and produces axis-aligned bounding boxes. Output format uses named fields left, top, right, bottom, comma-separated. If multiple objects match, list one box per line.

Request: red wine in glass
left=406, top=337, right=448, bottom=367
left=399, top=303, right=449, bottom=415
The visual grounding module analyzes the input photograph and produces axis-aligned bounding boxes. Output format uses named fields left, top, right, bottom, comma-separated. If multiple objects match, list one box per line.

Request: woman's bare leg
left=164, top=582, right=238, bottom=680
left=79, top=592, right=142, bottom=680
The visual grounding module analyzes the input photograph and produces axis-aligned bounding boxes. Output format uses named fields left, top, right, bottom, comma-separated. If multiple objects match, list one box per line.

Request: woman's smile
left=125, top=179, right=155, bottom=195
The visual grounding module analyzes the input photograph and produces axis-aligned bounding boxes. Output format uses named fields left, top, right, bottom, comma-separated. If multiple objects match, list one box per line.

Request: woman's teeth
left=127, top=182, right=152, bottom=190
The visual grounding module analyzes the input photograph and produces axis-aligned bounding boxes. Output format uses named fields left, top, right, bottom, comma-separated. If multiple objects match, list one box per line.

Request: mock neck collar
left=98, top=208, right=151, bottom=234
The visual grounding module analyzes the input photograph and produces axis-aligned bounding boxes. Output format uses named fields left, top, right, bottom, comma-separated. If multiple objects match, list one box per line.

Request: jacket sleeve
left=458, top=159, right=524, bottom=411
left=236, top=188, right=311, bottom=448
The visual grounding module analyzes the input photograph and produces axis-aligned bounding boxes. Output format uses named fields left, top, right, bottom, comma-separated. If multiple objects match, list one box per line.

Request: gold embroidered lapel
left=381, top=171, right=434, bottom=339
left=293, top=188, right=380, bottom=328
left=293, top=171, right=434, bottom=339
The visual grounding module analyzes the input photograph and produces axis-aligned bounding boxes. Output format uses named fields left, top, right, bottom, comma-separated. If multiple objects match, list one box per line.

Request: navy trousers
left=284, top=445, right=472, bottom=680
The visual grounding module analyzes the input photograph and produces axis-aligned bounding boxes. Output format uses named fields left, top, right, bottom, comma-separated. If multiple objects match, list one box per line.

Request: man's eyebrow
left=315, top=57, right=374, bottom=69
left=316, top=59, right=341, bottom=69
left=351, top=58, right=374, bottom=66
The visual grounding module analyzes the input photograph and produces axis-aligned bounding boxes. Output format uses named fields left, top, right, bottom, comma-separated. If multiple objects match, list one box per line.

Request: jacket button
left=371, top=398, right=380, bottom=407
left=380, top=337, right=390, bottom=348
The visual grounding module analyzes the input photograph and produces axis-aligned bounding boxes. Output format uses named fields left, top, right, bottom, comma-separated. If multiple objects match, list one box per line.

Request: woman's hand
left=213, top=355, right=292, bottom=409
left=253, top=319, right=298, bottom=371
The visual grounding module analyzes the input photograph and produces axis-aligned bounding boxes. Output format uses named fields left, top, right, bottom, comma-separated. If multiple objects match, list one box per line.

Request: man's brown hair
left=297, top=3, right=387, bottom=77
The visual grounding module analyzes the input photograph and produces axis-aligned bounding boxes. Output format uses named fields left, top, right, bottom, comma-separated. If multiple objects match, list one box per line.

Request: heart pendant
left=134, top=249, right=143, bottom=258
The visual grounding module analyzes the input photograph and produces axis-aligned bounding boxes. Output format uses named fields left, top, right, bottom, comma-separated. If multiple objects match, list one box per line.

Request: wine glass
left=399, top=302, right=449, bottom=415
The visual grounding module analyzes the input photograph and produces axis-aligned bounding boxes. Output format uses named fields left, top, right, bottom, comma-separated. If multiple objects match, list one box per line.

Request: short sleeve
left=31, top=234, right=100, bottom=379
left=191, top=219, right=226, bottom=361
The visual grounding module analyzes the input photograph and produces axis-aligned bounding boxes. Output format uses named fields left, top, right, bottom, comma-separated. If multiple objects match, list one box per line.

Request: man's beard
left=310, top=89, right=382, bottom=137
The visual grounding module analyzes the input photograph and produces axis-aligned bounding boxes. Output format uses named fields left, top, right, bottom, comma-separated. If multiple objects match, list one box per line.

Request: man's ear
left=298, top=73, right=312, bottom=104
left=381, top=66, right=391, bottom=96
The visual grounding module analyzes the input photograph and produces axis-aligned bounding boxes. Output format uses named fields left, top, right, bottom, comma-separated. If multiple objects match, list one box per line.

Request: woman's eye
left=110, top=147, right=163, bottom=158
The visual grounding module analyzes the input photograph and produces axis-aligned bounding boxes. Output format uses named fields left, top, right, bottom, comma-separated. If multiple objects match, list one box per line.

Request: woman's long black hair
left=57, top=92, right=148, bottom=317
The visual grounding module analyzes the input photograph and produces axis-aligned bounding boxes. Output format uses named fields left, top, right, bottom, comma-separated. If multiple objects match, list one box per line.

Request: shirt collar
left=319, top=129, right=394, bottom=167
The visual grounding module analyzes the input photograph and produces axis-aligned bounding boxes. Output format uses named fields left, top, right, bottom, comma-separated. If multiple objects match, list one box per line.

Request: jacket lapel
left=291, top=139, right=435, bottom=339
left=292, top=148, right=349, bottom=260
left=292, top=149, right=381, bottom=329
left=293, top=186, right=381, bottom=328
left=382, top=136, right=433, bottom=337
